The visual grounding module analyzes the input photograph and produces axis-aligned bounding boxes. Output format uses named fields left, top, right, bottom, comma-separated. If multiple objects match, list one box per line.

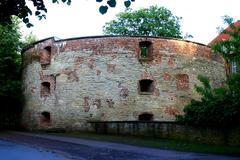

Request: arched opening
left=44, top=46, right=51, bottom=53
left=139, top=79, right=154, bottom=94
left=40, top=111, right=51, bottom=125
left=41, top=82, right=50, bottom=97
left=138, top=113, right=153, bottom=121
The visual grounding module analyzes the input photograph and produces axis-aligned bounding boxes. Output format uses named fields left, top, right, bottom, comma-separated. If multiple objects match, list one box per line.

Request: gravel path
left=0, top=131, right=239, bottom=160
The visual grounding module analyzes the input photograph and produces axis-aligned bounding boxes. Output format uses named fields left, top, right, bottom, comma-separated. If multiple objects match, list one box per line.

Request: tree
left=97, top=0, right=135, bottom=14
left=0, top=0, right=135, bottom=27
left=176, top=75, right=240, bottom=127
left=0, top=18, right=22, bottom=128
left=23, top=32, right=38, bottom=47
left=211, top=16, right=240, bottom=76
left=103, top=6, right=183, bottom=38
left=176, top=16, right=240, bottom=127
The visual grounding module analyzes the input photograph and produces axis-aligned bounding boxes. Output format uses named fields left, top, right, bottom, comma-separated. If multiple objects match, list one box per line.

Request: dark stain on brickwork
left=106, top=99, right=115, bottom=108
left=168, top=91, right=176, bottom=101
left=120, top=87, right=129, bottom=98
left=111, top=54, right=117, bottom=59
left=74, top=56, right=84, bottom=67
left=163, top=72, right=172, bottom=81
left=93, top=99, right=102, bottom=109
left=107, top=64, right=116, bottom=73
left=118, top=82, right=122, bottom=88
left=83, top=97, right=90, bottom=112
left=88, top=58, right=95, bottom=69
left=167, top=55, right=174, bottom=67
left=62, top=68, right=79, bottom=82
left=153, top=88, right=160, bottom=96
left=176, top=74, right=189, bottom=90
left=96, top=70, right=101, bottom=76
left=30, top=86, right=37, bottom=93
left=39, top=71, right=44, bottom=81
left=68, top=71, right=79, bottom=82
left=100, top=113, right=105, bottom=118
left=164, top=106, right=181, bottom=116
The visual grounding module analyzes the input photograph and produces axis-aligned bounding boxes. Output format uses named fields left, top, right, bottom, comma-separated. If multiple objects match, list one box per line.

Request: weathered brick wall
left=21, top=36, right=226, bottom=130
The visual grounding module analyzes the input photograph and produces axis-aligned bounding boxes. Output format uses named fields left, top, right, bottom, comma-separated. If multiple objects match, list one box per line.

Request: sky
left=21, top=0, right=240, bottom=45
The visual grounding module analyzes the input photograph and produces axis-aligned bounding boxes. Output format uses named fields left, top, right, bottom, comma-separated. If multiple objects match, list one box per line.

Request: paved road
left=0, top=131, right=239, bottom=160
left=0, top=139, right=64, bottom=160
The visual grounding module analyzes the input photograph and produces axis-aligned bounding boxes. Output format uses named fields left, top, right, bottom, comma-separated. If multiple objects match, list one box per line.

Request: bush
left=176, top=74, right=240, bottom=127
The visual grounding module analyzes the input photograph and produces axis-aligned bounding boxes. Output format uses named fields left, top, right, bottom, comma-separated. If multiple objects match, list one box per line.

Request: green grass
left=47, top=131, right=240, bottom=156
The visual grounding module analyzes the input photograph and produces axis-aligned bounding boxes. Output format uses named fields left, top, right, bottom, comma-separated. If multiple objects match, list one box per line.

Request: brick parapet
left=22, top=36, right=223, bottom=64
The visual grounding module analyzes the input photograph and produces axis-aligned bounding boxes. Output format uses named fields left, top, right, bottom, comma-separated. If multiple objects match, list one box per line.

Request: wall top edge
left=21, top=35, right=209, bottom=54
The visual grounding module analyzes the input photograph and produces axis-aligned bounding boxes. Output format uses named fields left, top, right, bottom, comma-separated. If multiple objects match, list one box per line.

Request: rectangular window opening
left=41, top=82, right=51, bottom=97
left=139, top=41, right=152, bottom=60
left=141, top=46, right=148, bottom=58
left=139, top=79, right=154, bottom=95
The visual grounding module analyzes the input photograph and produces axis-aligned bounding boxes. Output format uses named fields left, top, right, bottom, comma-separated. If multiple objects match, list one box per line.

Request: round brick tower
left=21, top=36, right=226, bottom=130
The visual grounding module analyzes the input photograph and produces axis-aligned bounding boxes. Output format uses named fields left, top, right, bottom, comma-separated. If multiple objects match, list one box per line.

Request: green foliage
left=99, top=6, right=108, bottom=14
left=179, top=16, right=240, bottom=128
left=176, top=75, right=240, bottom=127
left=212, top=16, right=240, bottom=63
left=97, top=0, right=134, bottom=14
left=228, top=73, right=240, bottom=101
left=194, top=75, right=212, bottom=99
left=23, top=32, right=38, bottom=48
left=0, top=19, right=22, bottom=128
left=107, top=0, right=116, bottom=8
left=140, top=47, right=147, bottom=58
left=103, top=6, right=183, bottom=38
left=124, top=1, right=131, bottom=8
left=0, top=0, right=134, bottom=26
left=0, top=0, right=47, bottom=27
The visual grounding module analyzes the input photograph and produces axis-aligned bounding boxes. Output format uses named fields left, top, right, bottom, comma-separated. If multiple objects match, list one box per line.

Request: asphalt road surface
left=0, top=131, right=239, bottom=160
left=0, top=139, right=64, bottom=160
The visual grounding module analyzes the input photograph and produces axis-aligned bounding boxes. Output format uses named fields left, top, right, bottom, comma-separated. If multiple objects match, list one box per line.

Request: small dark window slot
left=41, top=82, right=50, bottom=97
left=139, top=79, right=154, bottom=94
left=138, top=113, right=153, bottom=121
left=40, top=111, right=51, bottom=125
left=139, top=41, right=152, bottom=59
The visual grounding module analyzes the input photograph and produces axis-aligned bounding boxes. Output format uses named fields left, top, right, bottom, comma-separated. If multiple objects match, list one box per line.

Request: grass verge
left=47, top=131, right=240, bottom=156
